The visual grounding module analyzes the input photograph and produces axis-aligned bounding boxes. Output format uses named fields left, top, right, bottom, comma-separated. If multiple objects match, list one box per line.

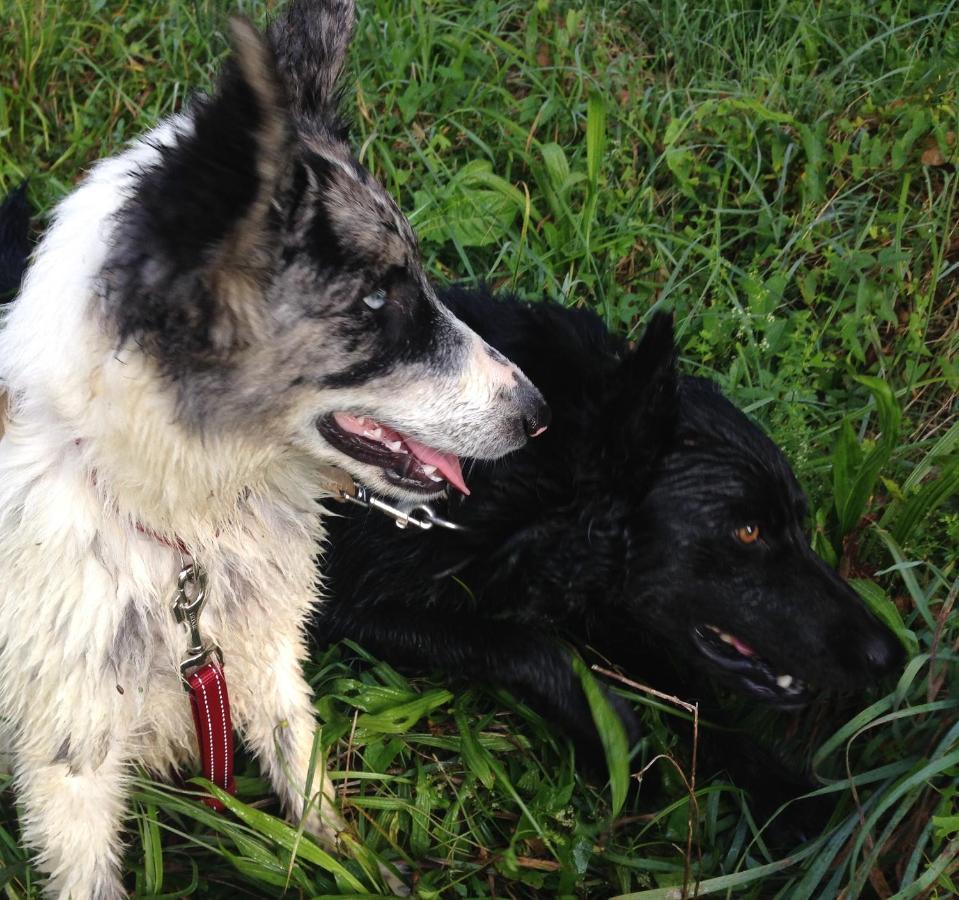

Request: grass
left=1, top=0, right=958, bottom=895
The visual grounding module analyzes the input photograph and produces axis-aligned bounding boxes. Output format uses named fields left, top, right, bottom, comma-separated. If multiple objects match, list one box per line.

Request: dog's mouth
left=692, top=624, right=811, bottom=708
left=318, top=412, right=470, bottom=496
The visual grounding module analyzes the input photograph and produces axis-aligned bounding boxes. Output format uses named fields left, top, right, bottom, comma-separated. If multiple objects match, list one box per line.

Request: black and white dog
left=0, top=3, right=547, bottom=897
left=319, top=288, right=905, bottom=807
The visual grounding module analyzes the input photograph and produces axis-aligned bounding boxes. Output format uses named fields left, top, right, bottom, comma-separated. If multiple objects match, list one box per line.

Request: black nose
left=861, top=628, right=905, bottom=675
left=520, top=386, right=551, bottom=438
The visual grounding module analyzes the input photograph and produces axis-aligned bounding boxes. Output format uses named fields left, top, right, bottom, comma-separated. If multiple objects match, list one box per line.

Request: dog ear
left=612, top=311, right=679, bottom=471
left=269, top=0, right=356, bottom=137
left=104, top=18, right=293, bottom=360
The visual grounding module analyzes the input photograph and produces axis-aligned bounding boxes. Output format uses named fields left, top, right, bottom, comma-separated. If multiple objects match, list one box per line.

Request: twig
left=592, top=665, right=702, bottom=899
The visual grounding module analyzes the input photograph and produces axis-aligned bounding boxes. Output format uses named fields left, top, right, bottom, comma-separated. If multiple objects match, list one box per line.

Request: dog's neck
left=78, top=381, right=317, bottom=542
left=3, top=325, right=324, bottom=548
left=7, top=362, right=320, bottom=546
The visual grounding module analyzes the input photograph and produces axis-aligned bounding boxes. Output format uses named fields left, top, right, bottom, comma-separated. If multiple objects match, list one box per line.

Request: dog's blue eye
left=363, top=289, right=387, bottom=310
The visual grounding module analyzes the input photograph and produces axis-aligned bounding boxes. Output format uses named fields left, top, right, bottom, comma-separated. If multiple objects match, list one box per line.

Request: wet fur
left=319, top=288, right=905, bottom=821
left=0, top=4, right=547, bottom=897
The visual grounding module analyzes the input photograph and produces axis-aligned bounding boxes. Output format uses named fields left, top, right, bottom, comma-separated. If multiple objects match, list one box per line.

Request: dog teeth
left=421, top=465, right=437, bottom=475
left=385, top=440, right=403, bottom=451
left=705, top=625, right=735, bottom=644
left=776, top=674, right=794, bottom=689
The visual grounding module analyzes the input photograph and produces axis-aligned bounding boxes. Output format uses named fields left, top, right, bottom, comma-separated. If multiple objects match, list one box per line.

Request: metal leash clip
left=343, top=483, right=467, bottom=532
left=171, top=563, right=223, bottom=690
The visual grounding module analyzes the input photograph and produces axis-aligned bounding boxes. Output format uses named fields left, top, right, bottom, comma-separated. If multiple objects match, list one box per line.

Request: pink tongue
left=403, top=436, right=470, bottom=496
left=332, top=413, right=470, bottom=496
left=731, top=635, right=755, bottom=657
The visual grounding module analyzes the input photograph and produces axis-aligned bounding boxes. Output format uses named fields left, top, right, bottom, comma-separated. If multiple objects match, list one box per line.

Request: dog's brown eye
left=735, top=524, right=761, bottom=544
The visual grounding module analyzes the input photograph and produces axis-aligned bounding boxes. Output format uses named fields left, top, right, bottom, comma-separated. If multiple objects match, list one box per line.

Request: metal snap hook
left=340, top=482, right=468, bottom=532
left=171, top=563, right=222, bottom=690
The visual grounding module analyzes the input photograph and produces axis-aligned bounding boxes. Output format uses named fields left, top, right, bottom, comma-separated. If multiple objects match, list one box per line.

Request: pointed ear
left=613, top=311, right=679, bottom=467
left=269, top=0, right=356, bottom=135
left=105, top=18, right=293, bottom=360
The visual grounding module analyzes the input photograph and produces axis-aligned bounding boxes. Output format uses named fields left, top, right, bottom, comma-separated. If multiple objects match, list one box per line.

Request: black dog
left=318, top=287, right=904, bottom=812
left=0, top=183, right=32, bottom=301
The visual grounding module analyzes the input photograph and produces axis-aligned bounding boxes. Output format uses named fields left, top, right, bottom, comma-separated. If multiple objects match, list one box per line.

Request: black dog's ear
left=612, top=311, right=679, bottom=472
left=620, top=311, right=678, bottom=411
left=269, top=0, right=355, bottom=137
left=104, top=19, right=293, bottom=360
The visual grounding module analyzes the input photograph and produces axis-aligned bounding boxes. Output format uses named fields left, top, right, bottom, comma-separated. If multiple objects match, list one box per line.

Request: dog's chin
left=691, top=625, right=813, bottom=710
left=361, top=465, right=449, bottom=502
left=316, top=412, right=467, bottom=499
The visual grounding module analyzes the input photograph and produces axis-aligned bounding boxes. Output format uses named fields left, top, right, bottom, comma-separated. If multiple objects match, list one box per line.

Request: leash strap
left=171, top=563, right=236, bottom=810
left=186, top=660, right=236, bottom=809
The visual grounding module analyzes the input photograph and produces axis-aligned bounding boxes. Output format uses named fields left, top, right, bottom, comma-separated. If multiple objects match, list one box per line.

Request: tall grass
left=1, top=0, right=957, bottom=895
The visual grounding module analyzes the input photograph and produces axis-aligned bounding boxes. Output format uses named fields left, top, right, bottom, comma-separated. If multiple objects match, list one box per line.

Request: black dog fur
left=0, top=183, right=32, bottom=301
left=318, top=287, right=904, bottom=823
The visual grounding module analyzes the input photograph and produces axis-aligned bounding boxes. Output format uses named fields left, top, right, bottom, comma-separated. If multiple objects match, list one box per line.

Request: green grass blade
left=571, top=655, right=629, bottom=816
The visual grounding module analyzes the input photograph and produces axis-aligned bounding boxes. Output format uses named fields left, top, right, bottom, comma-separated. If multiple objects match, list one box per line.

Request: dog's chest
left=127, top=549, right=315, bottom=768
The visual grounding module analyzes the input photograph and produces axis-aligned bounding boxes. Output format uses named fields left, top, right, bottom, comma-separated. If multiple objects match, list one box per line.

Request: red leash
left=170, top=561, right=236, bottom=810
left=186, top=660, right=236, bottom=809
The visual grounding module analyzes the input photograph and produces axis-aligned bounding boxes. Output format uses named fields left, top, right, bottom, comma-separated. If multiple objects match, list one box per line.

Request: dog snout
left=465, top=334, right=550, bottom=442
left=858, top=625, right=905, bottom=675
left=516, top=378, right=550, bottom=438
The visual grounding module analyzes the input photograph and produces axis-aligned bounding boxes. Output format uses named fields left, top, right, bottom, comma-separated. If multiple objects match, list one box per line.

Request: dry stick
left=927, top=575, right=958, bottom=704
left=341, top=708, right=360, bottom=805
left=841, top=683, right=940, bottom=899
left=835, top=579, right=959, bottom=891
left=847, top=579, right=959, bottom=891
left=843, top=707, right=886, bottom=896
left=835, top=568, right=958, bottom=889
left=592, top=665, right=701, bottom=900
left=337, top=707, right=416, bottom=875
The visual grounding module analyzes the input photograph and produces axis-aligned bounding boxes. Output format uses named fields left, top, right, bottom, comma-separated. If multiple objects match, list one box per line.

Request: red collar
left=77, top=440, right=192, bottom=557
left=134, top=521, right=190, bottom=558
